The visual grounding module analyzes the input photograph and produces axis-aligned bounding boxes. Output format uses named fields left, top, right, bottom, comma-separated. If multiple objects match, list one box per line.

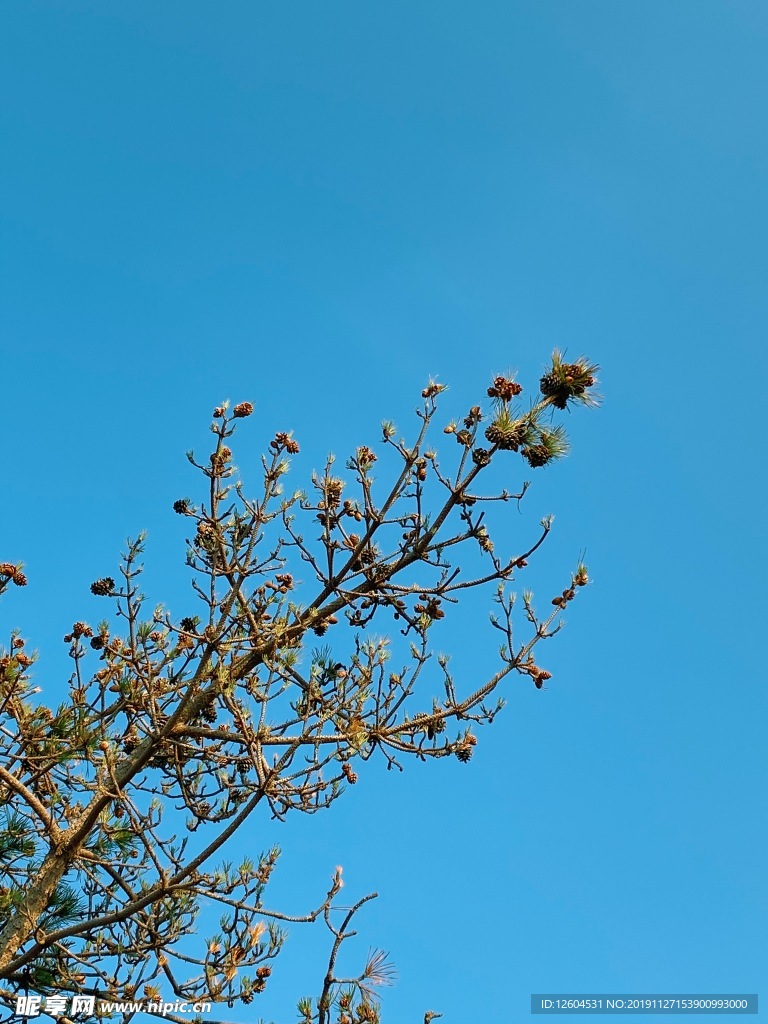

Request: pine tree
left=0, top=353, right=598, bottom=1023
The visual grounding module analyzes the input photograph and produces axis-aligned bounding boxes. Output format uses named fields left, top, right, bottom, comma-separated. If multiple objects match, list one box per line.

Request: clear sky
left=1, top=2, right=766, bottom=1022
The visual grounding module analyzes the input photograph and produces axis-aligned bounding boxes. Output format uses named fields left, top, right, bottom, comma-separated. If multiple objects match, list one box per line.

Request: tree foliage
left=0, top=354, right=598, bottom=1023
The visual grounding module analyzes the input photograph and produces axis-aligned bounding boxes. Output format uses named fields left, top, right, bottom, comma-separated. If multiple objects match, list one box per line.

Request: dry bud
left=356, top=445, right=377, bottom=466
left=421, top=381, right=444, bottom=399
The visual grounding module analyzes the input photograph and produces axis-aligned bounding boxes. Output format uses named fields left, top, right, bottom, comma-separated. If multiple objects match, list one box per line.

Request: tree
left=0, top=353, right=598, bottom=1024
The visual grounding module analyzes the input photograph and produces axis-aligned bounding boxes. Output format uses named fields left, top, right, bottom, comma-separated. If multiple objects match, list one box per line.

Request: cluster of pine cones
left=484, top=420, right=526, bottom=451
left=539, top=362, right=596, bottom=409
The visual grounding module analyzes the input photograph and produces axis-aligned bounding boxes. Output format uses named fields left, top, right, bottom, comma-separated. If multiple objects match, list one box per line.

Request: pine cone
left=522, top=445, right=550, bottom=468
left=539, top=370, right=560, bottom=397
left=325, top=478, right=344, bottom=507
left=90, top=577, right=115, bottom=596
left=485, top=422, right=523, bottom=450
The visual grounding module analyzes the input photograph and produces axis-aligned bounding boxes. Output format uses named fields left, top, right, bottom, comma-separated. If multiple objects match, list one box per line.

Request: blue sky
left=1, top=2, right=766, bottom=1022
